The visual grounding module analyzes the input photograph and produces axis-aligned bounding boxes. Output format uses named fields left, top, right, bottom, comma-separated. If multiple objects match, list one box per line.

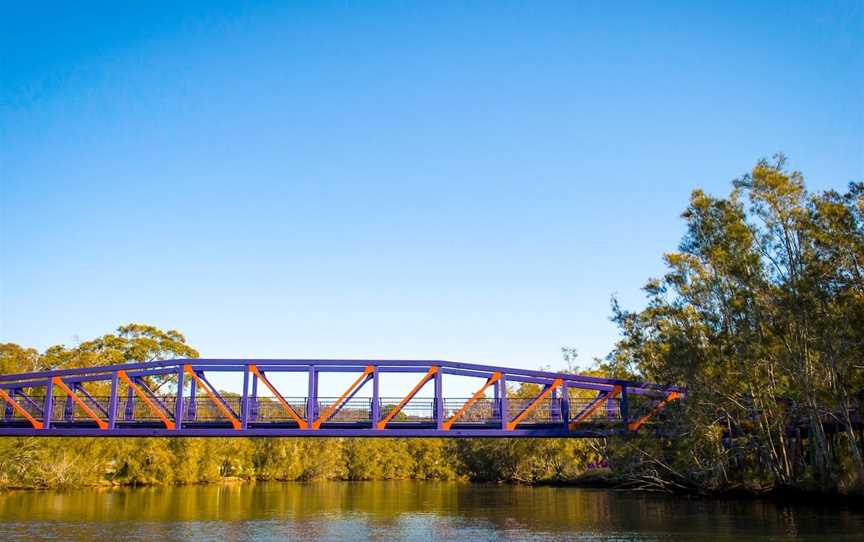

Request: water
left=0, top=482, right=861, bottom=541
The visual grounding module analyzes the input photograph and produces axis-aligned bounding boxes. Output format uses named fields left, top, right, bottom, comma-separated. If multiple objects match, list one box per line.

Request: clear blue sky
left=2, top=2, right=862, bottom=393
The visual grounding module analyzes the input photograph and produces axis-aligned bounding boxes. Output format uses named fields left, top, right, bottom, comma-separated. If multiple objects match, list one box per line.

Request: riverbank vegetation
left=0, top=434, right=602, bottom=490
left=603, top=156, right=864, bottom=496
left=1, top=157, right=861, bottom=497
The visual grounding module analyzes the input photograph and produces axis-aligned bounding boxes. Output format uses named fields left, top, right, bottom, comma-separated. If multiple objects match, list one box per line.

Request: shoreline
left=3, top=474, right=863, bottom=507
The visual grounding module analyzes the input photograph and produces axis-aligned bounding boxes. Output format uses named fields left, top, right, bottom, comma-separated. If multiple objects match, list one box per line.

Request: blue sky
left=1, top=1, right=862, bottom=394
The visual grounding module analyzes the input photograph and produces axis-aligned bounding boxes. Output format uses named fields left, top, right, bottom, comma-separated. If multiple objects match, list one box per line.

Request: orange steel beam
left=183, top=364, right=242, bottom=430
left=249, top=364, right=308, bottom=429
left=376, top=366, right=438, bottom=429
left=442, top=372, right=501, bottom=430
left=628, top=391, right=683, bottom=431
left=313, top=365, right=374, bottom=429
left=568, top=385, right=622, bottom=431
left=0, top=388, right=43, bottom=429
left=506, top=378, right=563, bottom=431
left=52, top=377, right=108, bottom=429
left=118, top=370, right=175, bottom=430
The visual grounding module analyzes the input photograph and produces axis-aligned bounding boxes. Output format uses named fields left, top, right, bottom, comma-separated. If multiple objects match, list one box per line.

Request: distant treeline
left=2, top=156, right=862, bottom=495
left=0, top=434, right=600, bottom=489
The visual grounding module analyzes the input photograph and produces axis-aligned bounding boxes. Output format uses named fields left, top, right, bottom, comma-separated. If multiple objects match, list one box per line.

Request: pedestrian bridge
left=0, top=359, right=684, bottom=437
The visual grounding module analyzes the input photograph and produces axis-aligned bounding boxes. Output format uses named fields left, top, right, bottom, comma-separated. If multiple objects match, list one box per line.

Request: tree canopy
left=605, top=156, right=864, bottom=494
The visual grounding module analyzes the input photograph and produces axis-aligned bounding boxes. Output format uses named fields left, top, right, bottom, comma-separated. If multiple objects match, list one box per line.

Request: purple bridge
left=0, top=359, right=684, bottom=437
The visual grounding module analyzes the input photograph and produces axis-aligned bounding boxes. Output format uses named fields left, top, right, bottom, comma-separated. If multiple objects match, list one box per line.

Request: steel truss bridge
left=0, top=359, right=684, bottom=437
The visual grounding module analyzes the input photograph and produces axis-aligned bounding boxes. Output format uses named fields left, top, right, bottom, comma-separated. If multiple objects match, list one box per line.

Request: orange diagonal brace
left=376, top=366, right=438, bottom=429
left=313, top=365, right=374, bottom=429
left=506, top=378, right=563, bottom=431
left=118, top=370, right=175, bottom=430
left=0, top=388, right=43, bottom=429
left=568, top=385, right=622, bottom=431
left=628, top=391, right=683, bottom=431
left=52, top=377, right=108, bottom=429
left=184, top=364, right=242, bottom=430
left=249, top=364, right=308, bottom=429
left=442, top=372, right=501, bottom=430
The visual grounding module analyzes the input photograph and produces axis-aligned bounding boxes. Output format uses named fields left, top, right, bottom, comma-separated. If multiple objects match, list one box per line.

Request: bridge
left=0, top=359, right=683, bottom=437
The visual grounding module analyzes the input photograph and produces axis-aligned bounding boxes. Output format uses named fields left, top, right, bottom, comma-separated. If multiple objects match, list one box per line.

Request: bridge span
left=0, top=359, right=683, bottom=437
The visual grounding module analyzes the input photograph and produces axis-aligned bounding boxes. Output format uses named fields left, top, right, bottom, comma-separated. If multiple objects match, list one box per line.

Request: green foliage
left=42, top=324, right=199, bottom=371
left=0, top=344, right=42, bottom=375
left=0, top=437, right=108, bottom=489
left=604, top=155, right=864, bottom=494
left=457, top=438, right=597, bottom=483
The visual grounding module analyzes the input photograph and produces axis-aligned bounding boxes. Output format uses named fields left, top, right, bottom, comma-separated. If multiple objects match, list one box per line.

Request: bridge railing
left=0, top=394, right=681, bottom=427
left=443, top=398, right=500, bottom=424
left=313, top=397, right=370, bottom=423
left=2, top=394, right=657, bottom=428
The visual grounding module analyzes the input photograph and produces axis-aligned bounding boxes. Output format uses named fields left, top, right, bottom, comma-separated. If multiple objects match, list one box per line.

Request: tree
left=605, top=156, right=864, bottom=493
left=0, top=343, right=42, bottom=374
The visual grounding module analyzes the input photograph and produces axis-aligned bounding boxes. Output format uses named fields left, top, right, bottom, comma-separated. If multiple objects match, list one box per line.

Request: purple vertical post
left=493, top=379, right=500, bottom=419
left=434, top=368, right=443, bottom=430
left=561, top=381, right=570, bottom=430
left=241, top=364, right=250, bottom=430
left=43, top=379, right=53, bottom=429
left=550, top=387, right=560, bottom=421
left=606, top=390, right=617, bottom=418
left=250, top=373, right=258, bottom=422
left=307, top=365, right=316, bottom=427
left=124, top=386, right=134, bottom=421
left=108, top=372, right=119, bottom=429
left=187, top=373, right=197, bottom=421
left=499, top=376, right=508, bottom=430
left=64, top=394, right=74, bottom=422
left=174, top=366, right=185, bottom=430
left=313, top=369, right=319, bottom=420
left=4, top=390, right=13, bottom=421
left=371, top=366, right=380, bottom=428
left=620, top=385, right=629, bottom=429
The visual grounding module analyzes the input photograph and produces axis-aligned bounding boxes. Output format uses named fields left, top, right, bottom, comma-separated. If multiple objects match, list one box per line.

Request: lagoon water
left=0, top=481, right=861, bottom=541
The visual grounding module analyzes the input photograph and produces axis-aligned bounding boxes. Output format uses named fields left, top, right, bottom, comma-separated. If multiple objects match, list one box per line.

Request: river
left=0, top=481, right=861, bottom=541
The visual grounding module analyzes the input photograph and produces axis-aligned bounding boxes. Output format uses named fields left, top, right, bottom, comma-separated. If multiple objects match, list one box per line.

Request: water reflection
left=0, top=482, right=861, bottom=541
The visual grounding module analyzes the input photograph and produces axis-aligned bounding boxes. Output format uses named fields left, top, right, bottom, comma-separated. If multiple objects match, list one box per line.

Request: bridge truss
left=0, top=359, right=683, bottom=437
